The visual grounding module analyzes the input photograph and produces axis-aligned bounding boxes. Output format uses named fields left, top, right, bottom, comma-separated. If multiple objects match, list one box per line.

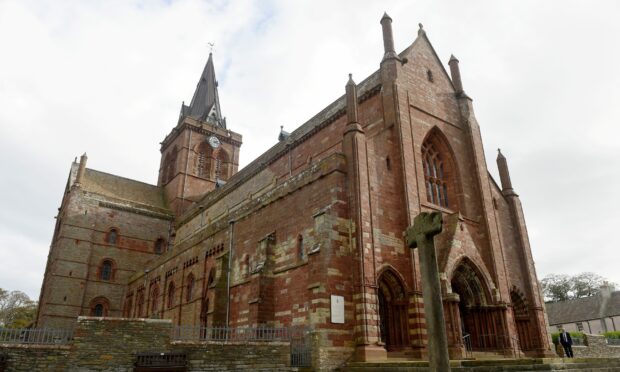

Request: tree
left=541, top=274, right=572, bottom=302
left=0, top=288, right=37, bottom=328
left=572, top=272, right=606, bottom=298
left=541, top=272, right=616, bottom=302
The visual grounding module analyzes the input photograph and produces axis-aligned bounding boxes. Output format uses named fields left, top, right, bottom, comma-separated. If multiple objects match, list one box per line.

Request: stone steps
left=339, top=358, right=620, bottom=372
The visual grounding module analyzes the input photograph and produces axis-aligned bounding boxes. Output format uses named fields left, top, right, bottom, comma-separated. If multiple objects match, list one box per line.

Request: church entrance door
left=451, top=260, right=508, bottom=352
left=377, top=270, right=409, bottom=351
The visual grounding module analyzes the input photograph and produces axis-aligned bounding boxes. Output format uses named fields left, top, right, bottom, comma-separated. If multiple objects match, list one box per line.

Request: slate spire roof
left=179, top=52, right=226, bottom=128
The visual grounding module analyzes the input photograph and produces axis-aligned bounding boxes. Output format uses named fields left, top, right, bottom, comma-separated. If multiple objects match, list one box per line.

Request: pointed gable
left=398, top=30, right=462, bottom=126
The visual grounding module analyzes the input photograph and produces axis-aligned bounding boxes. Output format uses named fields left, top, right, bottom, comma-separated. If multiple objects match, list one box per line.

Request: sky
left=0, top=0, right=619, bottom=300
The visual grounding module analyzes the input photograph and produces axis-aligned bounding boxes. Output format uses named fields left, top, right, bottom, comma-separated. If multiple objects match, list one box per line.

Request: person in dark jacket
left=559, top=328, right=574, bottom=358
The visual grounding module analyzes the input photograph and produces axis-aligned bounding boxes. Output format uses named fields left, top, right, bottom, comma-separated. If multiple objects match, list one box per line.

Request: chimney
left=600, top=282, right=614, bottom=299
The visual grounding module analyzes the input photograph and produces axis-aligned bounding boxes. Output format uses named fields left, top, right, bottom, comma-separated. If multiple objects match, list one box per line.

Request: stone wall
left=0, top=344, right=70, bottom=372
left=176, top=341, right=290, bottom=371
left=572, top=334, right=620, bottom=358
left=0, top=318, right=294, bottom=372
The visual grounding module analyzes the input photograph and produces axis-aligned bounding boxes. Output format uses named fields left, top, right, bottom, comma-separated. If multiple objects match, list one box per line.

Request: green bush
left=603, top=331, right=620, bottom=339
left=551, top=332, right=585, bottom=345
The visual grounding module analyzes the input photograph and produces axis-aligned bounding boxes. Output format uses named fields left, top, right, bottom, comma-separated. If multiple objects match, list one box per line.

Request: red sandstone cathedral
left=36, top=14, right=552, bottom=366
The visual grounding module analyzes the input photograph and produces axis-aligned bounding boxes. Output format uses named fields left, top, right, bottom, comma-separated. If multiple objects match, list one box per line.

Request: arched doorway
left=451, top=260, right=508, bottom=352
left=377, top=270, right=409, bottom=351
left=511, top=287, right=538, bottom=351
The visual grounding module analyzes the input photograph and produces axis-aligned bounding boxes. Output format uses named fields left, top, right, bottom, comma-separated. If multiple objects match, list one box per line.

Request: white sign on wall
left=330, top=295, right=345, bottom=324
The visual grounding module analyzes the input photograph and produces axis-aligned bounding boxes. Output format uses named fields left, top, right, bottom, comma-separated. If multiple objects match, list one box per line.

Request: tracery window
left=422, top=142, right=449, bottom=208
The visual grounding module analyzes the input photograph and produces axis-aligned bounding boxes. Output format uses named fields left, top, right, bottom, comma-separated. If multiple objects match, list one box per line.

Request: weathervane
left=208, top=42, right=215, bottom=54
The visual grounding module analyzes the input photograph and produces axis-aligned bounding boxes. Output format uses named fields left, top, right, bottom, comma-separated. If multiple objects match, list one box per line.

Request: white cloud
left=0, top=0, right=619, bottom=299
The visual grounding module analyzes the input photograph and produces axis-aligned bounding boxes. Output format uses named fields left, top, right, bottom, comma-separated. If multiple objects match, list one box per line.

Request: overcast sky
left=1, top=0, right=619, bottom=300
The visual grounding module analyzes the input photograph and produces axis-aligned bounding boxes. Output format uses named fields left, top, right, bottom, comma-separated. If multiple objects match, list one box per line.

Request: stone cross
left=406, top=212, right=451, bottom=372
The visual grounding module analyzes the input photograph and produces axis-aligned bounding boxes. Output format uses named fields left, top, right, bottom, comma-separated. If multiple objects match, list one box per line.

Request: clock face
left=208, top=136, right=221, bottom=149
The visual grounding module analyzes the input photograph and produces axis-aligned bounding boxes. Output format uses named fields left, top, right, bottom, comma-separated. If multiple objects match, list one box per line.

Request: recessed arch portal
left=450, top=258, right=508, bottom=351
left=377, top=268, right=409, bottom=351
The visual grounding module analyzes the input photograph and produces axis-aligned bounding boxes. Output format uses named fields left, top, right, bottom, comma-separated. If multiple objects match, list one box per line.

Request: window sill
left=420, top=202, right=456, bottom=215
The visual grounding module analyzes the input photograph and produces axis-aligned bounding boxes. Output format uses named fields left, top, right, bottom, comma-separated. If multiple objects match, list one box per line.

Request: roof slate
left=81, top=168, right=170, bottom=213
left=545, top=290, right=620, bottom=325
left=182, top=52, right=225, bottom=128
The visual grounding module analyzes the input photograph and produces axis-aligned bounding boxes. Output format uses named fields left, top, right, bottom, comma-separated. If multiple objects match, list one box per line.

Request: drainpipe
left=226, top=220, right=235, bottom=326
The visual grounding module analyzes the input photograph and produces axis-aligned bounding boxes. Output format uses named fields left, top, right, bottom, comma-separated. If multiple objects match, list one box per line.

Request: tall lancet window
left=196, top=142, right=213, bottom=179
left=422, top=142, right=450, bottom=208
left=214, top=149, right=230, bottom=180
left=197, top=151, right=206, bottom=177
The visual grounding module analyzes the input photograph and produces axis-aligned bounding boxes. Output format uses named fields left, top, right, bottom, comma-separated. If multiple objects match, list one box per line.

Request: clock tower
left=158, top=53, right=242, bottom=216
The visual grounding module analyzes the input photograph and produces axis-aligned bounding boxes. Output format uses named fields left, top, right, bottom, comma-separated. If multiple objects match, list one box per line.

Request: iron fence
left=172, top=325, right=303, bottom=342
left=572, top=337, right=585, bottom=346
left=0, top=328, right=73, bottom=345
left=607, top=338, right=620, bottom=346
left=172, top=325, right=312, bottom=368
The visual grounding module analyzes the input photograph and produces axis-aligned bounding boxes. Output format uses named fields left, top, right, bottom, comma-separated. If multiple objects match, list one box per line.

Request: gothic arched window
left=186, top=274, right=195, bottom=302
left=150, top=285, right=159, bottom=316
left=167, top=282, right=176, bottom=309
left=421, top=131, right=459, bottom=210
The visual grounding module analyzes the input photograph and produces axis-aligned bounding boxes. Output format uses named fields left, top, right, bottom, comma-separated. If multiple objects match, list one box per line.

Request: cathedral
left=36, top=14, right=552, bottom=365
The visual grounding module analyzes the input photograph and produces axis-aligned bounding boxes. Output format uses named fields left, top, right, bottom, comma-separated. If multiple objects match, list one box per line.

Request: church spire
left=180, top=52, right=226, bottom=128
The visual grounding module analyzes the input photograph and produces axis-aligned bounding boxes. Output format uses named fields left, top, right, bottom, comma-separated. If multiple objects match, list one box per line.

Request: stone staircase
left=339, top=357, right=620, bottom=371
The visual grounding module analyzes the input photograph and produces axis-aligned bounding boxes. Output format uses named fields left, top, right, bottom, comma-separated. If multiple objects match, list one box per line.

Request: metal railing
left=0, top=328, right=73, bottom=345
left=607, top=338, right=620, bottom=346
left=572, top=337, right=585, bottom=346
left=462, top=333, right=473, bottom=359
left=172, top=325, right=304, bottom=342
